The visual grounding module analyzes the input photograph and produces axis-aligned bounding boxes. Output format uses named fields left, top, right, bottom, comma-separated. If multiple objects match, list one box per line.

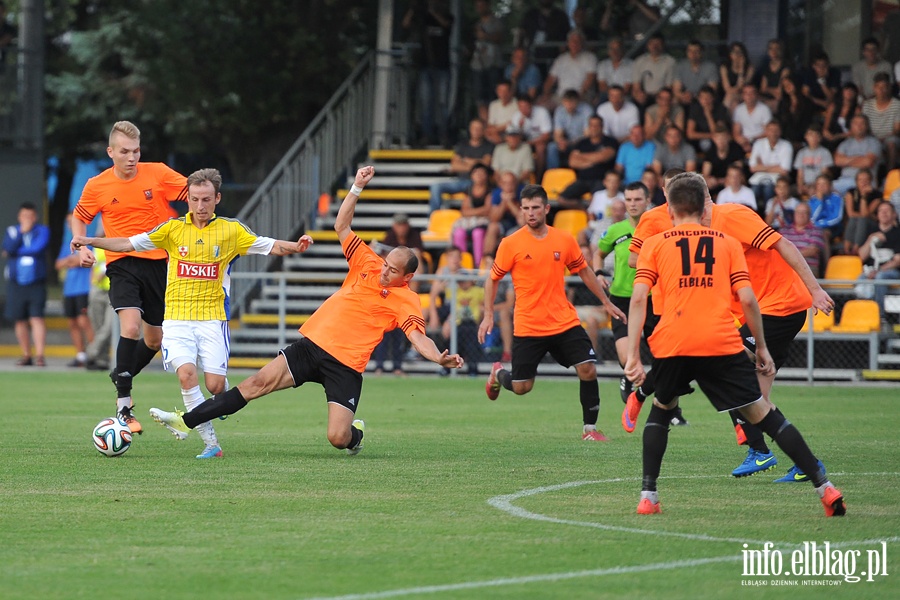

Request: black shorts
left=610, top=294, right=660, bottom=342
left=3, top=281, right=46, bottom=321
left=652, top=352, right=762, bottom=412
left=511, top=325, right=595, bottom=381
left=738, top=310, right=806, bottom=371
left=63, top=294, right=90, bottom=318
left=106, top=257, right=167, bottom=326
left=280, top=337, right=364, bottom=413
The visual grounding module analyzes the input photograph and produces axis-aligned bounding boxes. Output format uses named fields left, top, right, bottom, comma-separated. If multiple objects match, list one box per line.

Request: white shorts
left=161, top=320, right=230, bottom=375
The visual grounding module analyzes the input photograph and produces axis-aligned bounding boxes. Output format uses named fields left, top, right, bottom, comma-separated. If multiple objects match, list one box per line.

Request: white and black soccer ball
left=92, top=417, right=133, bottom=457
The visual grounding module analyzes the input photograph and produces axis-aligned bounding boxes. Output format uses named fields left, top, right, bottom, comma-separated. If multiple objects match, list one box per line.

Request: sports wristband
left=350, top=184, right=364, bottom=196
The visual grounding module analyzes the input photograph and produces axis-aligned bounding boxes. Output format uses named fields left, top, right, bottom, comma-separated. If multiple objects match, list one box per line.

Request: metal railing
left=230, top=47, right=418, bottom=316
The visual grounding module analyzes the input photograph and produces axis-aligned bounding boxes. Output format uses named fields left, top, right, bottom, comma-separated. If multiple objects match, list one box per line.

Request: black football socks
left=183, top=387, right=248, bottom=429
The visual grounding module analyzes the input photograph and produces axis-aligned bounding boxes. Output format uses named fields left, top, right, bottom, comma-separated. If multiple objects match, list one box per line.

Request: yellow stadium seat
left=883, top=169, right=900, bottom=200
left=800, top=309, right=834, bottom=333
left=420, top=250, right=434, bottom=274
left=823, top=255, right=863, bottom=290
left=436, top=250, right=475, bottom=271
left=541, top=168, right=577, bottom=200
left=553, top=209, right=588, bottom=237
left=421, top=209, right=461, bottom=244
left=831, top=299, right=881, bottom=333
left=418, top=293, right=441, bottom=309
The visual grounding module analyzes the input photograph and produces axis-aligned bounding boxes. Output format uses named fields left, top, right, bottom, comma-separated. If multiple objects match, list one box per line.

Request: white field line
left=304, top=473, right=899, bottom=600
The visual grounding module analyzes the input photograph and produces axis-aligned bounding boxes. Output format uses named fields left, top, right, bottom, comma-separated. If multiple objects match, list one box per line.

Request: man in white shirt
left=716, top=164, right=758, bottom=209
left=596, top=85, right=640, bottom=143
left=732, top=84, right=773, bottom=153
left=486, top=80, right=519, bottom=145
left=596, top=37, right=633, bottom=100
left=510, top=94, right=553, bottom=177
left=542, top=30, right=597, bottom=109
left=632, top=32, right=676, bottom=108
left=748, top=121, right=793, bottom=210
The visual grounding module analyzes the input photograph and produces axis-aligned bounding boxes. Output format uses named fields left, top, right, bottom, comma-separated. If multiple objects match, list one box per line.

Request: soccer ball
left=92, top=417, right=133, bottom=457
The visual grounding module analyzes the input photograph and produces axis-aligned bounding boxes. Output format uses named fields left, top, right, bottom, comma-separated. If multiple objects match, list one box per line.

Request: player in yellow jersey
left=145, top=166, right=463, bottom=457
left=625, top=173, right=845, bottom=517
left=72, top=121, right=188, bottom=434
left=73, top=169, right=313, bottom=458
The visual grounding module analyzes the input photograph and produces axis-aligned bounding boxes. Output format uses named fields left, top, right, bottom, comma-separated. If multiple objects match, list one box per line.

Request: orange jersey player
left=70, top=121, right=187, bottom=435
left=478, top=184, right=626, bottom=442
left=148, top=166, right=463, bottom=457
left=624, top=172, right=845, bottom=517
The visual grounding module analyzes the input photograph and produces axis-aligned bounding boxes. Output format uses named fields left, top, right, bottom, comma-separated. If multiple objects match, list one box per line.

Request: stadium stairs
left=228, top=148, right=458, bottom=373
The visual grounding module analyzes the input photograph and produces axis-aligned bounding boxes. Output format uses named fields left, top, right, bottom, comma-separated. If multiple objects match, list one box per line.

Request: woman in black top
left=775, top=75, right=814, bottom=145
left=755, top=39, right=792, bottom=110
left=823, top=83, right=861, bottom=151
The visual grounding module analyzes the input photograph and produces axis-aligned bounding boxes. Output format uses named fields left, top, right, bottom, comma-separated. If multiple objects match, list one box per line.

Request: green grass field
left=0, top=370, right=897, bottom=599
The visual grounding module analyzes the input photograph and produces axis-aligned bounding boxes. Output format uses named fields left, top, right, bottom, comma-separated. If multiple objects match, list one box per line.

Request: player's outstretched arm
left=623, top=283, right=649, bottom=386
left=269, top=235, right=314, bottom=256
left=408, top=330, right=465, bottom=369
left=71, top=235, right=136, bottom=254
left=334, top=166, right=375, bottom=244
left=773, top=237, right=835, bottom=315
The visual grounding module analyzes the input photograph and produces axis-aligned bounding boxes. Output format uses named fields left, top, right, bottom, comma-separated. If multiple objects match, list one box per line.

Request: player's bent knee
left=327, top=428, right=352, bottom=449
left=512, top=381, right=533, bottom=395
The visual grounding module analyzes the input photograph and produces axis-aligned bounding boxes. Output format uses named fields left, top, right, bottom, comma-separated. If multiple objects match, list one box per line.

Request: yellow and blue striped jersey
left=130, top=212, right=274, bottom=321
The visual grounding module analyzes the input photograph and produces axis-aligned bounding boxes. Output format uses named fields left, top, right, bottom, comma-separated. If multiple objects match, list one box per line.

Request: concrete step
left=250, top=298, right=326, bottom=313
left=260, top=284, right=339, bottom=299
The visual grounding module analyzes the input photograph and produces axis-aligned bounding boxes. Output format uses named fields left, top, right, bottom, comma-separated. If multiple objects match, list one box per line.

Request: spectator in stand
left=716, top=163, right=757, bottom=209
left=616, top=123, right=656, bottom=185
left=491, top=126, right=535, bottom=184
left=755, top=39, right=792, bottom=111
left=2, top=203, right=49, bottom=367
left=469, top=0, right=506, bottom=123
left=673, top=40, right=719, bottom=107
left=503, top=47, right=542, bottom=101
left=733, top=83, right=773, bottom=153
left=56, top=214, right=95, bottom=368
left=586, top=170, right=624, bottom=226
left=780, top=202, right=828, bottom=277
left=703, top=124, right=746, bottom=196
left=451, top=164, right=494, bottom=269
left=85, top=247, right=113, bottom=371
left=402, top=0, right=454, bottom=146
left=557, top=115, right=619, bottom=209
left=440, top=276, right=485, bottom=377
left=595, top=85, right=640, bottom=143
left=547, top=89, right=593, bottom=170
left=426, top=246, right=464, bottom=332
left=823, top=83, right=861, bottom=152
left=808, top=174, right=844, bottom=244
left=480, top=253, right=514, bottom=363
left=794, top=124, right=834, bottom=199
left=372, top=214, right=425, bottom=375
left=720, top=42, right=755, bottom=112
left=600, top=0, right=660, bottom=42
left=520, top=0, right=570, bottom=75
left=641, top=166, right=666, bottom=207
left=509, top=94, right=553, bottom=178
left=571, top=5, right=599, bottom=43
left=595, top=37, right=633, bottom=101
left=861, top=73, right=900, bottom=172
left=643, top=86, right=685, bottom=145
left=843, top=170, right=880, bottom=255
left=764, top=176, right=800, bottom=230
left=776, top=74, right=814, bottom=146
left=486, top=80, right=519, bottom=145
left=541, top=30, right=597, bottom=109
left=568, top=243, right=610, bottom=357
left=851, top=37, right=894, bottom=100
left=801, top=52, right=841, bottom=114
left=857, top=202, right=900, bottom=314
left=483, top=170, right=523, bottom=257
left=748, top=120, right=793, bottom=211
left=833, top=114, right=882, bottom=196
left=632, top=32, right=676, bottom=110
left=651, top=125, right=696, bottom=175
left=686, top=85, right=731, bottom=154
left=429, top=118, right=494, bottom=212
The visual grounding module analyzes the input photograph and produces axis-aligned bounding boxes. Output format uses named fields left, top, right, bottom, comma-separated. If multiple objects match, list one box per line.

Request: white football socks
left=182, top=386, right=219, bottom=448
